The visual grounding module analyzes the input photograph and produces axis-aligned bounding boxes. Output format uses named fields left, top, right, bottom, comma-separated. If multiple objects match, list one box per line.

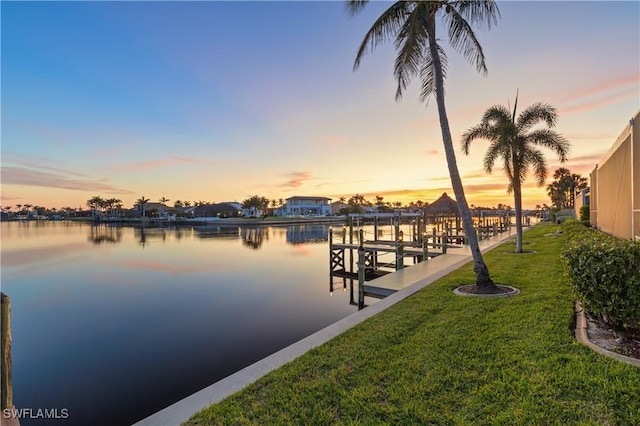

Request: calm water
left=1, top=220, right=360, bottom=425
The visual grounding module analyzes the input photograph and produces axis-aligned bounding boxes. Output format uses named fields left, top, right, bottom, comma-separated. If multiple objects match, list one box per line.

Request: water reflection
left=241, top=227, right=268, bottom=250
left=0, top=220, right=355, bottom=426
left=193, top=226, right=240, bottom=239
left=134, top=226, right=168, bottom=248
left=286, top=224, right=328, bottom=244
left=88, top=224, right=123, bottom=245
left=82, top=224, right=331, bottom=250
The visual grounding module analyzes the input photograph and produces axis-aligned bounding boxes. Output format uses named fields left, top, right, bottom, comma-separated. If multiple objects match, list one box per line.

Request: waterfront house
left=283, top=196, right=332, bottom=216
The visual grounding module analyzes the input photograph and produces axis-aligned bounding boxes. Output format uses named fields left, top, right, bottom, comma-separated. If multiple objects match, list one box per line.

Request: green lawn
left=186, top=222, right=640, bottom=425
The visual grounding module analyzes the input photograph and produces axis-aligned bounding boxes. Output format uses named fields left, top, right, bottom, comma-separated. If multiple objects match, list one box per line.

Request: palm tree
left=462, top=99, right=569, bottom=252
left=136, top=196, right=150, bottom=218
left=349, top=0, right=500, bottom=291
left=62, top=206, right=73, bottom=218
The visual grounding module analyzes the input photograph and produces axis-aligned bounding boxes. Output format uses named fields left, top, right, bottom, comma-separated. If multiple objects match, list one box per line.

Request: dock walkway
left=134, top=228, right=517, bottom=426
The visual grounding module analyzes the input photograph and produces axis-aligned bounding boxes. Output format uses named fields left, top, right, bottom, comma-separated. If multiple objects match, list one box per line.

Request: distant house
left=130, top=202, right=170, bottom=218
left=282, top=196, right=332, bottom=216
left=241, top=207, right=263, bottom=218
left=192, top=202, right=242, bottom=218
left=331, top=201, right=348, bottom=215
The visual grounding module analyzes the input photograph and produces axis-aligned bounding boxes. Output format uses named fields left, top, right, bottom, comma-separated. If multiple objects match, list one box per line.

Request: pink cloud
left=289, top=244, right=314, bottom=257
left=559, top=91, right=638, bottom=116
left=110, top=155, right=219, bottom=172
left=556, top=73, right=639, bottom=105
left=553, top=73, right=639, bottom=116
left=2, top=242, right=88, bottom=267
left=2, top=152, right=89, bottom=177
left=119, top=259, right=231, bottom=274
left=2, top=167, right=133, bottom=194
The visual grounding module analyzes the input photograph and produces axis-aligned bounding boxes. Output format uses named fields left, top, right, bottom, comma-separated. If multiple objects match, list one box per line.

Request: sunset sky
left=2, top=1, right=639, bottom=211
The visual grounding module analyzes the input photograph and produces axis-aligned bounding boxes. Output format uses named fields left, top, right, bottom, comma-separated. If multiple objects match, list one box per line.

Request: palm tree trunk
left=427, top=16, right=495, bottom=290
left=513, top=171, right=524, bottom=253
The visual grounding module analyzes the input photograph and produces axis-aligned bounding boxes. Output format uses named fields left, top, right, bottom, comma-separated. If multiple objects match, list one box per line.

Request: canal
left=1, top=220, right=361, bottom=425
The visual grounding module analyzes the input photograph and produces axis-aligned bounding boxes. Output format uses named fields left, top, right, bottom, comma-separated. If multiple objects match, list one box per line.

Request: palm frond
left=393, top=3, right=430, bottom=100
left=483, top=139, right=507, bottom=175
left=461, top=123, right=494, bottom=154
left=523, top=148, right=548, bottom=186
left=527, top=129, right=570, bottom=162
left=419, top=43, right=447, bottom=102
left=352, top=2, right=415, bottom=71
left=443, top=5, right=490, bottom=75
left=481, top=105, right=511, bottom=126
left=346, top=0, right=369, bottom=16
left=454, top=0, right=500, bottom=28
left=517, top=103, right=558, bottom=131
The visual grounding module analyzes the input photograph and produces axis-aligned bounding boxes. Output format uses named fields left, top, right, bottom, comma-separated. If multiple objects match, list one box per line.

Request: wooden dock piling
left=1, top=292, right=12, bottom=412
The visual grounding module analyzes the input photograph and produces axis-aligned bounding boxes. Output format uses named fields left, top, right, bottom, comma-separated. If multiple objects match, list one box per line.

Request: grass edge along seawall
left=185, top=222, right=640, bottom=425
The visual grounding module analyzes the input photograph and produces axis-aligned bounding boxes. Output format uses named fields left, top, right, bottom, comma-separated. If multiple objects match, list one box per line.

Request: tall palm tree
left=349, top=0, right=500, bottom=291
left=461, top=98, right=570, bottom=253
left=136, top=196, right=150, bottom=218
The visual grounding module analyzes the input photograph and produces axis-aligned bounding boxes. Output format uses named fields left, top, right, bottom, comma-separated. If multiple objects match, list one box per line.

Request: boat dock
left=329, top=212, right=516, bottom=309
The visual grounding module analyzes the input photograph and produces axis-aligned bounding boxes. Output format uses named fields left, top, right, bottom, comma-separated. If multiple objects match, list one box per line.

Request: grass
left=185, top=222, right=640, bottom=425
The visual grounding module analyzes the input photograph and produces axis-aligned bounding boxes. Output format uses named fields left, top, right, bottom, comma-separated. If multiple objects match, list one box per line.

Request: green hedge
left=561, top=220, right=640, bottom=332
left=579, top=204, right=590, bottom=222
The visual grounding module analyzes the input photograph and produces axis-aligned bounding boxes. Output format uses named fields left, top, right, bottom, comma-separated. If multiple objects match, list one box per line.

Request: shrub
left=561, top=220, right=640, bottom=332
left=579, top=204, right=590, bottom=222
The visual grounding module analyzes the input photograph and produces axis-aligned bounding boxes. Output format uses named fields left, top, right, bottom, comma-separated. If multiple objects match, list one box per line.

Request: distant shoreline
left=3, top=216, right=350, bottom=227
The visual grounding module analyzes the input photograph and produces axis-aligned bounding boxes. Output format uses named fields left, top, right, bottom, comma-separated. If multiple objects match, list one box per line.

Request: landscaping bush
left=561, top=220, right=640, bottom=333
left=579, top=204, right=590, bottom=222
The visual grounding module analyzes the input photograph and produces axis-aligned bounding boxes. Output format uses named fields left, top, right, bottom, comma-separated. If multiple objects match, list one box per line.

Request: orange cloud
left=280, top=171, right=313, bottom=188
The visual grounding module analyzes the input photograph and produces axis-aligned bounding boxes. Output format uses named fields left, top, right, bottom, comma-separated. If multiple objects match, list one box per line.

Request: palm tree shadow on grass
left=454, top=283, right=520, bottom=297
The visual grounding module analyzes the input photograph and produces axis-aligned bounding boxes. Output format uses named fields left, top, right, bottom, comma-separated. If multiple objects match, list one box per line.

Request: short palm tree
left=349, top=0, right=500, bottom=291
left=461, top=98, right=570, bottom=252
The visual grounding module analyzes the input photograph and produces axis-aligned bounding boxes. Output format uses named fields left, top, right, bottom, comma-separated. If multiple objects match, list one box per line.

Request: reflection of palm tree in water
left=242, top=227, right=268, bottom=250
left=138, top=227, right=147, bottom=248
left=88, top=224, right=123, bottom=245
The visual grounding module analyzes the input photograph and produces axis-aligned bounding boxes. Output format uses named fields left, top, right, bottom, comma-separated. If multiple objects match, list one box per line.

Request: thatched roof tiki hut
left=424, top=192, right=462, bottom=233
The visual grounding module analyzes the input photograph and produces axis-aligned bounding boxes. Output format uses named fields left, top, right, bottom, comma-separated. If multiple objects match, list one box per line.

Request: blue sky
left=2, top=1, right=639, bottom=210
